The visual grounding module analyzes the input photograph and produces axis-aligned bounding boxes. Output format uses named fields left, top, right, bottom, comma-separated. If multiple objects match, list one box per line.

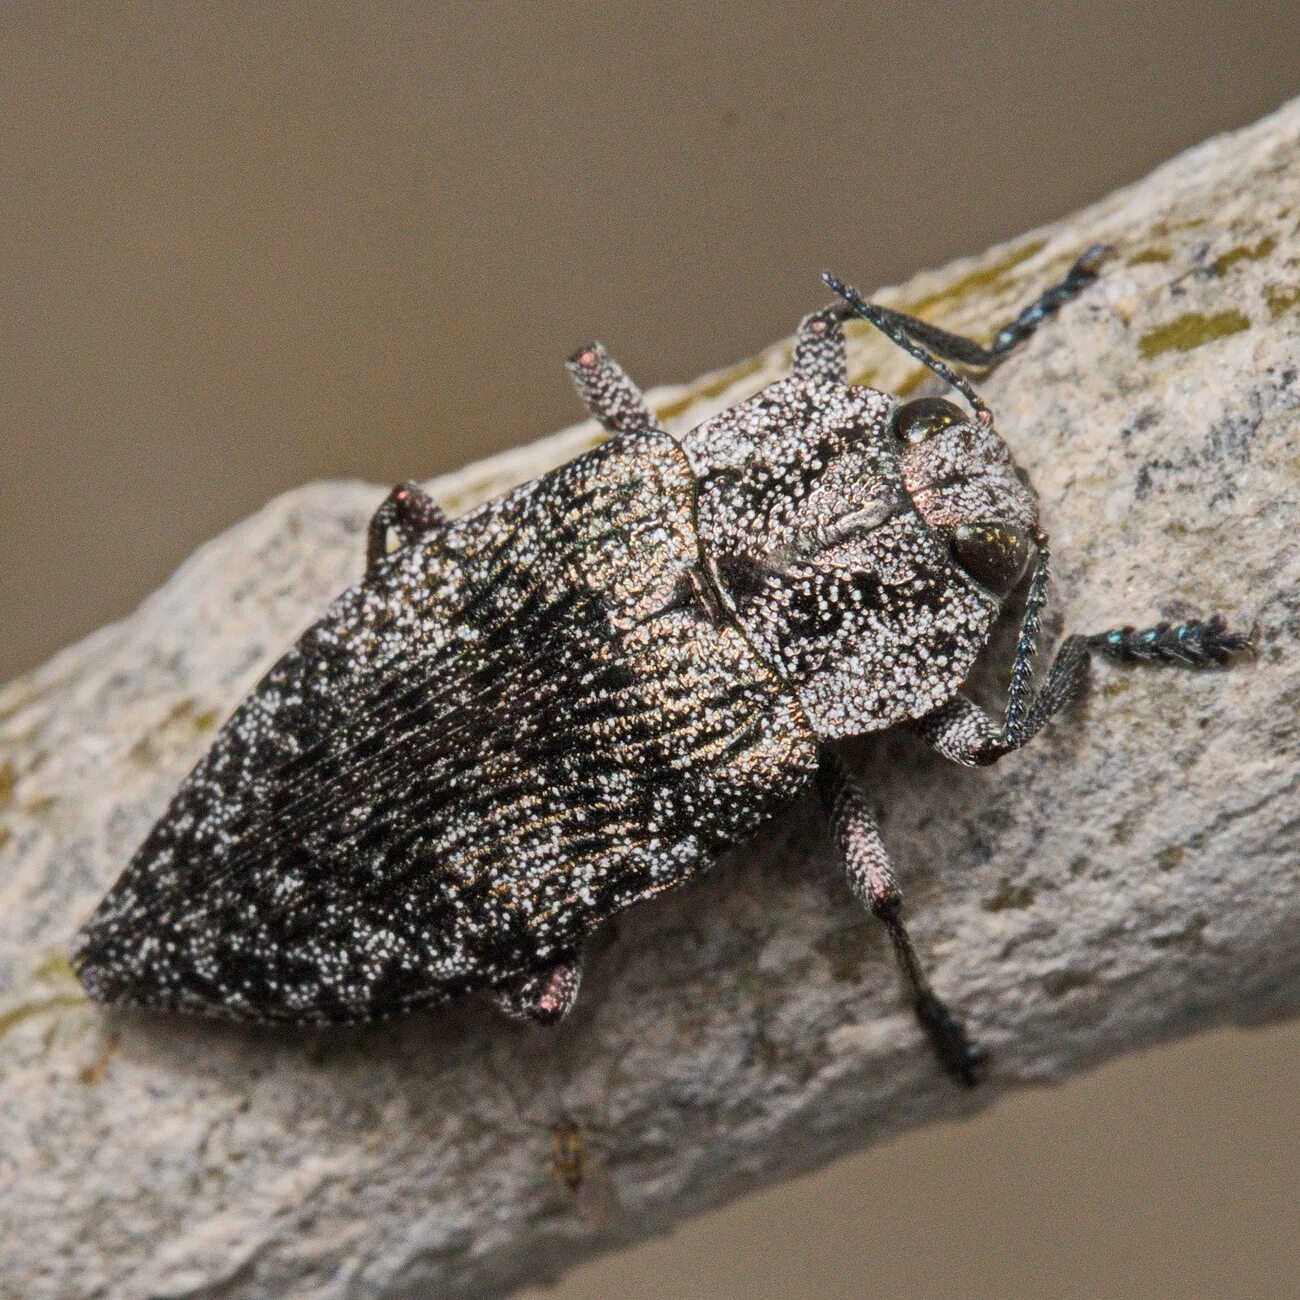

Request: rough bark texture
left=2, top=100, right=1298, bottom=1300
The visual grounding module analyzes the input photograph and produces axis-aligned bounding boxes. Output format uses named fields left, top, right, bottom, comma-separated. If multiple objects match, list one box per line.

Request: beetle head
left=821, top=273, right=1044, bottom=605
left=674, top=274, right=1053, bottom=742
left=893, top=395, right=1039, bottom=600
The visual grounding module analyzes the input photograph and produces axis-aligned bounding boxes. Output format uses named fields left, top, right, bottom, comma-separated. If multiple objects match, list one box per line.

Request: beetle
left=71, top=251, right=1251, bottom=1084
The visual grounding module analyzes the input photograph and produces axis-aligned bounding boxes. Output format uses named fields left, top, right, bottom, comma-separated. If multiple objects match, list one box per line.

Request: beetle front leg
left=366, top=481, right=448, bottom=573
left=567, top=341, right=664, bottom=435
left=820, top=756, right=985, bottom=1085
left=793, top=307, right=849, bottom=386
left=917, top=530, right=1252, bottom=765
left=916, top=615, right=1254, bottom=767
left=825, top=245, right=1113, bottom=376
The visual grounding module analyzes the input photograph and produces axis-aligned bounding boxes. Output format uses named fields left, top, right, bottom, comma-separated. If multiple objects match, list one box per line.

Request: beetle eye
left=892, top=397, right=968, bottom=444
left=950, top=523, right=1031, bottom=596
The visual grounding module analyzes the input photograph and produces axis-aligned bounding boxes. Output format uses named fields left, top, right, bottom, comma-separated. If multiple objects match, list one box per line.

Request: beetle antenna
left=821, top=272, right=993, bottom=424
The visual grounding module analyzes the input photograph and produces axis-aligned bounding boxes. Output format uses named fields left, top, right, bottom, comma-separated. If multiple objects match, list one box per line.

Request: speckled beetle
left=72, top=251, right=1251, bottom=1084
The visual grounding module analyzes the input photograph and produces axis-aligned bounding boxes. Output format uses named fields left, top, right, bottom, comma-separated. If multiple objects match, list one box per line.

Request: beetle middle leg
left=567, top=342, right=664, bottom=435
left=820, top=755, right=985, bottom=1085
left=366, top=481, right=448, bottom=573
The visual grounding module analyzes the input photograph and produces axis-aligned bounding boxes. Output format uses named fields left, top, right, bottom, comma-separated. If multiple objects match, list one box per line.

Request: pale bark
left=2, top=98, right=1298, bottom=1300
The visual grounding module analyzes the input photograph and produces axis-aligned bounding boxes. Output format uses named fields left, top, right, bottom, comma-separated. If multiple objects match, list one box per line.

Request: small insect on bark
left=550, top=1119, right=588, bottom=1194
left=71, top=250, right=1253, bottom=1084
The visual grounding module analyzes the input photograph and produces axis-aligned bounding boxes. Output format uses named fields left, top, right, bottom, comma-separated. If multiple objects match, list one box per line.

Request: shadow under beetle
left=72, top=251, right=1252, bottom=1085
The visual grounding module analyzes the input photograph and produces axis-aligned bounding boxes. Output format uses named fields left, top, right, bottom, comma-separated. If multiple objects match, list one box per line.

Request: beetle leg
left=793, top=307, right=850, bottom=385
left=819, top=755, right=985, bottom=1086
left=494, top=958, right=582, bottom=1024
left=983, top=243, right=1114, bottom=358
left=918, top=524, right=1249, bottom=764
left=1084, top=614, right=1255, bottom=667
left=366, top=481, right=447, bottom=573
left=567, top=342, right=664, bottom=435
left=913, top=672, right=1079, bottom=768
left=915, top=613, right=1253, bottom=767
left=819, top=245, right=1113, bottom=378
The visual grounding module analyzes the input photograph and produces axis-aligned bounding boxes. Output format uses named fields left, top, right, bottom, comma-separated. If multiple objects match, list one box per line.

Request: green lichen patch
left=193, top=708, right=220, bottom=733
left=655, top=356, right=767, bottom=424
left=1264, top=284, right=1300, bottom=318
left=0, top=759, right=15, bottom=808
left=1127, top=247, right=1172, bottom=266
left=1147, top=216, right=1207, bottom=239
left=1211, top=236, right=1277, bottom=276
left=126, top=697, right=230, bottom=764
left=901, top=239, right=1047, bottom=318
left=892, top=367, right=931, bottom=398
left=0, top=994, right=86, bottom=1043
left=32, top=952, right=78, bottom=987
left=1137, top=310, right=1251, bottom=358
left=0, top=955, right=88, bottom=1043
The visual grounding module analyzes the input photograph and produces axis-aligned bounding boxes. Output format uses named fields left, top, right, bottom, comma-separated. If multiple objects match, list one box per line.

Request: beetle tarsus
left=915, top=991, right=986, bottom=1088
left=1085, top=615, right=1256, bottom=667
left=987, top=243, right=1114, bottom=357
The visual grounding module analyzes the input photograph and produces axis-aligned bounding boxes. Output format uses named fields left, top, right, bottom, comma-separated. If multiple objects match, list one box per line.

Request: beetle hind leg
left=494, top=958, right=583, bottom=1025
left=366, top=481, right=447, bottom=573
left=820, top=756, right=985, bottom=1086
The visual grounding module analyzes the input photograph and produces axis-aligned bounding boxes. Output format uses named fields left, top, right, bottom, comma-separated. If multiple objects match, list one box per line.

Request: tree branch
left=3, top=99, right=1299, bottom=1300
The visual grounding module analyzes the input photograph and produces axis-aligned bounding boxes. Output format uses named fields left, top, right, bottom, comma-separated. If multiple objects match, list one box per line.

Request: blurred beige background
left=3, top=4, right=1297, bottom=1297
